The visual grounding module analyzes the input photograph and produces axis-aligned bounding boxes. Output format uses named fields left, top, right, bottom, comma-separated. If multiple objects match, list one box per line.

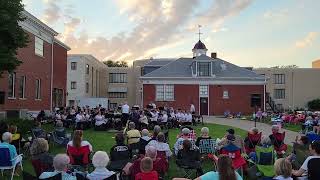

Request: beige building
left=106, top=67, right=136, bottom=109
left=67, top=54, right=107, bottom=106
left=254, top=68, right=320, bottom=111
left=312, top=59, right=320, bottom=68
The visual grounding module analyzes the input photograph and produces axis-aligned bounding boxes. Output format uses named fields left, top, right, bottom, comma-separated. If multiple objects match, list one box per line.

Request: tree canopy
left=0, top=0, right=29, bottom=75
left=103, top=60, right=128, bottom=67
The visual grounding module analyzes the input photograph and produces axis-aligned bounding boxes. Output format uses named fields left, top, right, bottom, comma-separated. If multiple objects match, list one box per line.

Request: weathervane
left=197, top=25, right=202, bottom=41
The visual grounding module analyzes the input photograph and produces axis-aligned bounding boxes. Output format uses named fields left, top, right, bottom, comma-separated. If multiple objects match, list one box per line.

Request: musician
left=121, top=102, right=130, bottom=127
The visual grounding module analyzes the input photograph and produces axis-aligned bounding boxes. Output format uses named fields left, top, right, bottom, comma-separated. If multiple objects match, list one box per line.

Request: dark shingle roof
left=142, top=55, right=265, bottom=80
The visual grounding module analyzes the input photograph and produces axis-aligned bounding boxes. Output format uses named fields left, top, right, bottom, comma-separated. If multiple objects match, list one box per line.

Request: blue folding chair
left=0, top=147, right=23, bottom=180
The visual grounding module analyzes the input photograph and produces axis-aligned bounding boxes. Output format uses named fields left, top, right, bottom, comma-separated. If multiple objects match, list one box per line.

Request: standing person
left=121, top=102, right=130, bottom=127
left=194, top=155, right=242, bottom=180
left=256, top=108, right=263, bottom=122
left=190, top=103, right=196, bottom=115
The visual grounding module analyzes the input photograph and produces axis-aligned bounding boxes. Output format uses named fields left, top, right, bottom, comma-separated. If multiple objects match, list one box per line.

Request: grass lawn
left=7, top=123, right=248, bottom=180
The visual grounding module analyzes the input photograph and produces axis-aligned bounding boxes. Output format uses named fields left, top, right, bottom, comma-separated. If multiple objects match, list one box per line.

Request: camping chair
left=108, top=145, right=131, bottom=172
left=245, top=132, right=262, bottom=154
left=306, top=133, right=320, bottom=142
left=270, top=132, right=287, bottom=157
left=219, top=143, right=246, bottom=177
left=31, top=159, right=53, bottom=177
left=254, top=146, right=276, bottom=178
left=51, top=129, right=69, bottom=146
left=0, top=147, right=23, bottom=180
left=41, top=173, right=62, bottom=180
left=66, top=145, right=91, bottom=170
left=176, top=149, right=202, bottom=179
left=198, top=138, right=217, bottom=172
left=307, top=157, right=320, bottom=180
left=292, top=143, right=310, bottom=169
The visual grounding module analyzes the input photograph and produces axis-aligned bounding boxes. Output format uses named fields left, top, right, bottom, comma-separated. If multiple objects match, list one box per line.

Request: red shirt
left=135, top=171, right=158, bottom=180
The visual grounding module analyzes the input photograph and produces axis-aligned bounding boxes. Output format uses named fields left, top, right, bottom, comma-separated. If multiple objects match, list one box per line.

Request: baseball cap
left=226, top=128, right=235, bottom=135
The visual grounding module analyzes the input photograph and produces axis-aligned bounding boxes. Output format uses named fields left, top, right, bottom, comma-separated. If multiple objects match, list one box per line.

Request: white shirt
left=122, top=104, right=129, bottom=114
left=180, top=113, right=186, bottom=122
left=95, top=115, right=106, bottom=126
left=301, top=156, right=320, bottom=172
left=170, top=112, right=176, bottom=118
left=176, top=112, right=181, bottom=120
left=139, top=115, right=148, bottom=124
left=67, top=140, right=93, bottom=152
left=273, top=176, right=293, bottom=180
left=87, top=167, right=115, bottom=180
left=55, top=114, right=61, bottom=120
left=76, top=114, right=84, bottom=122
left=186, top=113, right=192, bottom=122
left=160, top=114, right=168, bottom=123
left=146, top=140, right=172, bottom=157
left=190, top=104, right=195, bottom=113
left=150, top=111, right=158, bottom=122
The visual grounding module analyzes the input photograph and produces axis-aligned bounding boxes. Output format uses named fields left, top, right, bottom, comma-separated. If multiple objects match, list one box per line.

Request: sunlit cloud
left=295, top=32, right=318, bottom=48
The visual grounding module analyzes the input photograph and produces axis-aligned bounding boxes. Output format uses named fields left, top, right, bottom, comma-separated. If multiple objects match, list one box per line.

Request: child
left=135, top=157, right=158, bottom=180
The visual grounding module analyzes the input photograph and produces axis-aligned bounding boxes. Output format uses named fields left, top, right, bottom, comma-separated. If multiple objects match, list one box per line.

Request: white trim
left=141, top=76, right=266, bottom=80
left=54, top=38, right=71, bottom=51
left=142, top=80, right=266, bottom=85
left=19, top=20, right=55, bottom=44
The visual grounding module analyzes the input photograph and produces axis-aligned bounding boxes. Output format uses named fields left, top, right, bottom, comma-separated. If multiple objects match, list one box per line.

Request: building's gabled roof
left=144, top=59, right=175, bottom=67
left=141, top=54, right=265, bottom=81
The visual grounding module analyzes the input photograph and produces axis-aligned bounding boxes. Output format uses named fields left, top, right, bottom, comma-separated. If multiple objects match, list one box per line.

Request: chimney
left=211, top=52, right=217, bottom=59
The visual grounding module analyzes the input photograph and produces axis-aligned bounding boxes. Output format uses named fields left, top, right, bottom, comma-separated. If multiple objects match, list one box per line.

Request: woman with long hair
left=194, top=154, right=243, bottom=180
left=67, top=130, right=92, bottom=152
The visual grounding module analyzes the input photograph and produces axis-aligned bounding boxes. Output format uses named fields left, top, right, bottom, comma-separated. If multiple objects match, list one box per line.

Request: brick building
left=0, top=11, right=70, bottom=118
left=141, top=40, right=266, bottom=115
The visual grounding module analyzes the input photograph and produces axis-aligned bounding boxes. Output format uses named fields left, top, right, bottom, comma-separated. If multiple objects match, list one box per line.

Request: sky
left=22, top=0, right=320, bottom=68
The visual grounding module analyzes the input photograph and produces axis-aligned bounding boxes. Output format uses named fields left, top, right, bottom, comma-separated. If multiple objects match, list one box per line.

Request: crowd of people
left=1, top=103, right=320, bottom=180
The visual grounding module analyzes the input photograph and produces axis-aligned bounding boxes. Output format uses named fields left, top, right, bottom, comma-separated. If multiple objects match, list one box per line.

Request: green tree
left=103, top=60, right=128, bottom=67
left=308, top=99, right=320, bottom=111
left=0, top=0, right=29, bottom=75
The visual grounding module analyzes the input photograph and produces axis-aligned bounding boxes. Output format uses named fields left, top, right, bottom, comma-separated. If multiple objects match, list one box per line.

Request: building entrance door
left=200, top=97, right=208, bottom=115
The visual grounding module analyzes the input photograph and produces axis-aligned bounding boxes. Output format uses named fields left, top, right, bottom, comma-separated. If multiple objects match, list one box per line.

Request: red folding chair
left=271, top=132, right=287, bottom=157
left=66, top=145, right=90, bottom=167
left=245, top=132, right=262, bottom=154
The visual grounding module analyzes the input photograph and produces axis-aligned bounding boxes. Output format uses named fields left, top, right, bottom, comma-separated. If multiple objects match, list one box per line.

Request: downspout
left=50, top=39, right=54, bottom=111
left=263, top=76, right=266, bottom=111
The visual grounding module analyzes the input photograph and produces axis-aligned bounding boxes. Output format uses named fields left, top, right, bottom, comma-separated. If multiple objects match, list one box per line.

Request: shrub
left=0, top=118, right=34, bottom=135
left=307, top=99, right=320, bottom=111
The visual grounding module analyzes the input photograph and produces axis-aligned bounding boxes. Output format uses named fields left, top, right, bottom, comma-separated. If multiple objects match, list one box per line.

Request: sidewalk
left=203, top=116, right=299, bottom=145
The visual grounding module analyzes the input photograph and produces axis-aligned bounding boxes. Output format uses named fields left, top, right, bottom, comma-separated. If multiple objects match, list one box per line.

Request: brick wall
left=143, top=84, right=199, bottom=113
left=53, top=42, right=68, bottom=107
left=0, top=32, right=52, bottom=111
left=209, top=85, right=264, bottom=115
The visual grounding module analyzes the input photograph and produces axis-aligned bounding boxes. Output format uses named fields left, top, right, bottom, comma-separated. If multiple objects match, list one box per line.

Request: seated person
left=218, top=128, right=245, bottom=152
left=178, top=111, right=187, bottom=125
left=75, top=111, right=86, bottom=130
left=158, top=111, right=168, bottom=124
left=32, top=121, right=48, bottom=139
left=8, top=125, right=21, bottom=150
left=174, top=128, right=196, bottom=155
left=146, top=132, right=172, bottom=159
left=292, top=140, right=320, bottom=179
left=302, top=116, right=315, bottom=133
left=184, top=111, right=193, bottom=126
left=194, top=155, right=243, bottom=180
left=150, top=109, right=159, bottom=125
left=87, top=151, right=115, bottom=180
left=39, top=154, right=76, bottom=179
left=176, top=140, right=203, bottom=176
left=289, top=136, right=310, bottom=169
left=152, top=125, right=162, bottom=141
left=129, top=146, right=168, bottom=179
left=135, top=157, right=158, bottom=180
left=130, top=109, right=141, bottom=127
left=0, top=132, right=23, bottom=175
left=30, top=138, right=54, bottom=177
left=109, top=133, right=131, bottom=170
left=139, top=111, right=149, bottom=127
left=195, top=127, right=212, bottom=147
left=126, top=122, right=141, bottom=145
left=139, top=129, right=152, bottom=154
left=53, top=121, right=69, bottom=145
left=177, top=126, right=197, bottom=141
left=94, top=111, right=107, bottom=130
left=67, top=130, right=92, bottom=152
left=269, top=125, right=287, bottom=157
left=244, top=127, right=261, bottom=154
left=274, top=158, right=293, bottom=180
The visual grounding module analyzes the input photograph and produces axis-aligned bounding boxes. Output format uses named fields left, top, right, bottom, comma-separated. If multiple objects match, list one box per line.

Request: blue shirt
left=200, top=171, right=243, bottom=180
left=0, top=142, right=17, bottom=163
left=39, top=171, right=76, bottom=180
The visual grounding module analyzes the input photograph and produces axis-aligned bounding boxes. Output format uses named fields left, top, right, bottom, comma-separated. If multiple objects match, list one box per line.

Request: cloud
left=295, top=32, right=318, bottom=48
left=42, top=0, right=61, bottom=24
left=40, top=0, right=253, bottom=62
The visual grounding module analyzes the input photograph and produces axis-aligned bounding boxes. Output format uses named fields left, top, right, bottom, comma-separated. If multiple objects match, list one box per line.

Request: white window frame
left=35, top=79, right=41, bottom=100
left=199, top=85, right=208, bottom=97
left=223, top=90, right=229, bottom=99
left=35, top=36, right=44, bottom=57
left=274, top=89, right=285, bottom=99
left=197, top=62, right=211, bottom=77
left=156, top=84, right=174, bottom=101
left=8, top=73, right=16, bottom=98
left=71, top=81, right=77, bottom=90
left=19, top=76, right=26, bottom=99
